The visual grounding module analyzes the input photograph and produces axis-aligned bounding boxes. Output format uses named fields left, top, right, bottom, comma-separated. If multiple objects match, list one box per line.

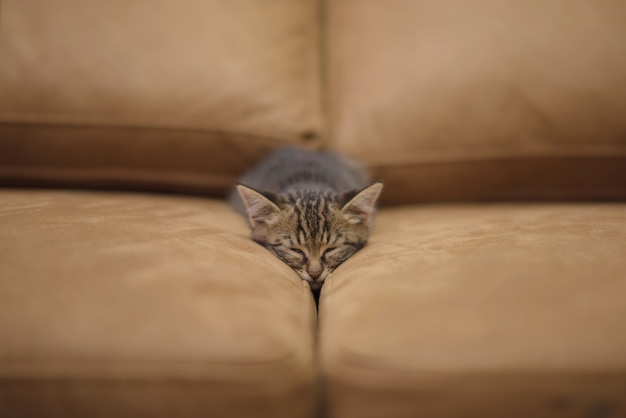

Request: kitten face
left=237, top=183, right=382, bottom=289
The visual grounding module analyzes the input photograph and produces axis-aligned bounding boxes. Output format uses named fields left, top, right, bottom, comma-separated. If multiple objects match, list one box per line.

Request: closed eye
left=289, top=247, right=308, bottom=266
left=322, top=247, right=337, bottom=261
left=323, top=244, right=361, bottom=266
left=263, top=245, right=308, bottom=268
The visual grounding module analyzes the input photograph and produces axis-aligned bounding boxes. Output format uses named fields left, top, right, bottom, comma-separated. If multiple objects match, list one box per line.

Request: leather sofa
left=1, top=2, right=625, bottom=417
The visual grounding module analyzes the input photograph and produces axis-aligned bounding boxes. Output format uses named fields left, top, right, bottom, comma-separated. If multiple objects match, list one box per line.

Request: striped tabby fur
left=231, top=147, right=382, bottom=289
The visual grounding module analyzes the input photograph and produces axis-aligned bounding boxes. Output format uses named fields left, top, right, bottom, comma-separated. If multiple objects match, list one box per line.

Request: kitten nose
left=308, top=269, right=322, bottom=280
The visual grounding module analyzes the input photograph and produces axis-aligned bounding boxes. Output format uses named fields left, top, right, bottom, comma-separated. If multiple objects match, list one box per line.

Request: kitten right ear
left=236, top=184, right=280, bottom=228
left=340, top=182, right=383, bottom=226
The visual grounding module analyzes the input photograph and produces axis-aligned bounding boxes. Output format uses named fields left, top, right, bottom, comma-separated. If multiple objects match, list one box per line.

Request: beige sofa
left=1, top=2, right=626, bottom=417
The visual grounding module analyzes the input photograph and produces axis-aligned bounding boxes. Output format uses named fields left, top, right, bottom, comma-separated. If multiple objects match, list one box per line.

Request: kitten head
left=236, top=182, right=383, bottom=289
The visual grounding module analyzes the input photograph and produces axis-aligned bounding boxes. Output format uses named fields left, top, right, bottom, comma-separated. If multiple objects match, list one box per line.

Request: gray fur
left=229, top=147, right=370, bottom=214
left=230, top=147, right=381, bottom=289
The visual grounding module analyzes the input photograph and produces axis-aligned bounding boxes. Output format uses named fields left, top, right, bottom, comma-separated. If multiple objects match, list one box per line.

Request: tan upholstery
left=0, top=190, right=316, bottom=418
left=0, top=0, right=322, bottom=195
left=327, top=1, right=626, bottom=203
left=320, top=204, right=626, bottom=417
left=2, top=1, right=626, bottom=417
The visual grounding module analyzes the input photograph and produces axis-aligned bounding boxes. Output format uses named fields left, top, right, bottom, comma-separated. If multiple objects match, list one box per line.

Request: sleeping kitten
left=230, top=147, right=382, bottom=290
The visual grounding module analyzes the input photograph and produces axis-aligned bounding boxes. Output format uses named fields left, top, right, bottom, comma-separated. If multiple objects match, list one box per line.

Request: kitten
left=230, top=147, right=382, bottom=290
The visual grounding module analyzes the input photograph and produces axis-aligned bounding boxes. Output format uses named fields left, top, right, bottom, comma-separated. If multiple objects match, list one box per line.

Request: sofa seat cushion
left=0, top=189, right=316, bottom=418
left=320, top=204, right=626, bottom=418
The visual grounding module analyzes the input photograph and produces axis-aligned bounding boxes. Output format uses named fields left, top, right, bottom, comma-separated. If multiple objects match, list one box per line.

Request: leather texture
left=327, top=0, right=626, bottom=203
left=0, top=190, right=317, bottom=418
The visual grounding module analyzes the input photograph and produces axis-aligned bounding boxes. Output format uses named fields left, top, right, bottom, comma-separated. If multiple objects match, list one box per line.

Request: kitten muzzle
left=307, top=269, right=322, bottom=280
left=300, top=268, right=329, bottom=290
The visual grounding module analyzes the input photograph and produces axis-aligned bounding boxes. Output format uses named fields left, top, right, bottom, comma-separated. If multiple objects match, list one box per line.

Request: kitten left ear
left=341, top=182, right=383, bottom=226
left=236, top=184, right=280, bottom=228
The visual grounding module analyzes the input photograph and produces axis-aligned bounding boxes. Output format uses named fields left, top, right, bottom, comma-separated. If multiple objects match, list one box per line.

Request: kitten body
left=231, top=147, right=382, bottom=290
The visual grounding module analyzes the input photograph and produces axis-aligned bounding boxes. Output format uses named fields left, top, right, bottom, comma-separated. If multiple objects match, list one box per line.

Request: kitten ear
left=236, top=184, right=280, bottom=228
left=341, top=182, right=383, bottom=226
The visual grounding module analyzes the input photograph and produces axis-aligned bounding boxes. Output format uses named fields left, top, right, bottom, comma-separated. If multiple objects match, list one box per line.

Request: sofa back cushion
left=327, top=1, right=626, bottom=204
left=0, top=0, right=322, bottom=195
